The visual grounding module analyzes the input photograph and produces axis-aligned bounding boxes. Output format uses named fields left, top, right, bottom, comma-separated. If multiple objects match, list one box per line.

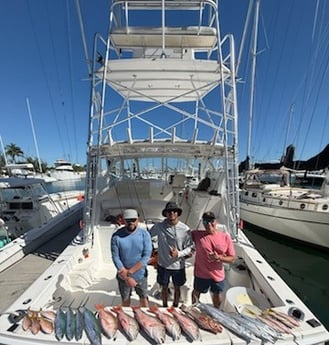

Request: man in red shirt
left=191, top=211, right=236, bottom=308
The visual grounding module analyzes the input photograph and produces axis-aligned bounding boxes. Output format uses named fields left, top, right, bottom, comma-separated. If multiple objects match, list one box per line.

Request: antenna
left=26, top=98, right=43, bottom=173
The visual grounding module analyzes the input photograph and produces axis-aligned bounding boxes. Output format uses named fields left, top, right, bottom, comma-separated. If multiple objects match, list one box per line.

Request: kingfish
left=132, top=306, right=166, bottom=344
left=66, top=306, right=76, bottom=340
left=95, top=304, right=118, bottom=339
left=54, top=308, right=66, bottom=341
left=231, top=313, right=276, bottom=343
left=111, top=305, right=139, bottom=341
left=148, top=305, right=181, bottom=340
left=196, top=302, right=258, bottom=342
left=83, top=307, right=102, bottom=345
left=167, top=306, right=200, bottom=341
left=75, top=308, right=85, bottom=341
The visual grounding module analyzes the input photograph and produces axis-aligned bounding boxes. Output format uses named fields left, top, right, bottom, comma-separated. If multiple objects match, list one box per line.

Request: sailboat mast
left=246, top=0, right=260, bottom=167
left=26, top=98, right=43, bottom=173
left=0, top=135, right=8, bottom=166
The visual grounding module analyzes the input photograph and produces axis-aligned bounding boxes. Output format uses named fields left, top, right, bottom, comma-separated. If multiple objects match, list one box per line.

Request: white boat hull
left=0, top=226, right=328, bottom=345
left=240, top=201, right=329, bottom=249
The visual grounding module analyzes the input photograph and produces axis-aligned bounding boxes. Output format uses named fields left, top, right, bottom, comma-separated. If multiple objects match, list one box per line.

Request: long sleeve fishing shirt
left=150, top=220, right=193, bottom=270
left=111, top=226, right=152, bottom=281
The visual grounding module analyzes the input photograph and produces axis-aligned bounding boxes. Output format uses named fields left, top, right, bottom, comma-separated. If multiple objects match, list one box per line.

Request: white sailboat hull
left=240, top=201, right=329, bottom=249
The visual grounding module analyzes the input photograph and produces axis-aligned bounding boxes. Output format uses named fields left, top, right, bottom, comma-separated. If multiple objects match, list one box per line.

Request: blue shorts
left=193, top=276, right=225, bottom=294
left=157, top=265, right=186, bottom=287
left=117, top=274, right=148, bottom=301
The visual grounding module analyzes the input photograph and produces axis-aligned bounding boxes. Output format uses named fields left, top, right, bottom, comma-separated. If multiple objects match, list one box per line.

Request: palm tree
left=26, top=156, right=48, bottom=173
left=5, top=143, right=24, bottom=163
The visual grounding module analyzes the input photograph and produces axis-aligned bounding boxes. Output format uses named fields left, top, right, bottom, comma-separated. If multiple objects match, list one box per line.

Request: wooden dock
left=0, top=223, right=80, bottom=313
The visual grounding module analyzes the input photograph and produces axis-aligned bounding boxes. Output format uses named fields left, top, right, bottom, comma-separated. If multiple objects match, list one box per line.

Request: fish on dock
left=82, top=307, right=102, bottom=345
left=196, top=302, right=259, bottom=342
left=95, top=303, right=118, bottom=339
left=65, top=306, right=76, bottom=340
left=132, top=306, right=166, bottom=344
left=54, top=307, right=66, bottom=341
left=39, top=317, right=53, bottom=334
left=167, top=306, right=200, bottom=341
left=75, top=308, right=85, bottom=341
left=266, top=309, right=300, bottom=328
left=148, top=305, right=181, bottom=340
left=180, top=304, right=222, bottom=334
left=111, top=305, right=139, bottom=341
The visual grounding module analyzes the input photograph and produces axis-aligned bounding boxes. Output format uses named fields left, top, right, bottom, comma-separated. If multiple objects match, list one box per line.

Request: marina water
left=244, top=224, right=329, bottom=330
left=45, top=178, right=85, bottom=194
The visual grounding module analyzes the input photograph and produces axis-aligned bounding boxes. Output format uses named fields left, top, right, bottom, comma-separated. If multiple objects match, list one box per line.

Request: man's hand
left=118, top=267, right=129, bottom=280
left=126, top=276, right=137, bottom=287
left=208, top=251, right=221, bottom=262
left=170, top=246, right=179, bottom=258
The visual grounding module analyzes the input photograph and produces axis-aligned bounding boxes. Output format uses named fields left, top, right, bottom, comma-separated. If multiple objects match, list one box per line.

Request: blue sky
left=0, top=0, right=328, bottom=166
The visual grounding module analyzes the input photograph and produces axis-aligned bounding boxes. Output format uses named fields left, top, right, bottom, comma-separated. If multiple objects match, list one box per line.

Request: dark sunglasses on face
left=125, top=218, right=137, bottom=223
left=202, top=218, right=215, bottom=225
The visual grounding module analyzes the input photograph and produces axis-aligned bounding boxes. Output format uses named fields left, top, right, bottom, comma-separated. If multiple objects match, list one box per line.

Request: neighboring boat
left=0, top=177, right=84, bottom=272
left=0, top=1, right=328, bottom=345
left=4, top=163, right=57, bottom=183
left=46, top=159, right=85, bottom=182
left=239, top=168, right=329, bottom=250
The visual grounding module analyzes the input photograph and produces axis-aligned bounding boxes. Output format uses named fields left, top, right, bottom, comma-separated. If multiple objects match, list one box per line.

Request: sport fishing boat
left=0, top=1, right=328, bottom=344
left=239, top=168, right=329, bottom=250
left=0, top=177, right=84, bottom=272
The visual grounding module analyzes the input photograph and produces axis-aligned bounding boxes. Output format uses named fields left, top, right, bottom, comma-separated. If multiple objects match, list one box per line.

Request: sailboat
left=239, top=146, right=329, bottom=249
left=0, top=1, right=328, bottom=344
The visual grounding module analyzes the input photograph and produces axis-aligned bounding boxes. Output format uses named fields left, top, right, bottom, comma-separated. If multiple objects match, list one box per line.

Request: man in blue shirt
left=111, top=209, right=152, bottom=307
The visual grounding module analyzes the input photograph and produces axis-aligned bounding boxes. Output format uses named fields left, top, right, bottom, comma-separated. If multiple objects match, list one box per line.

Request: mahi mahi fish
left=167, top=306, right=200, bottom=341
left=111, top=305, right=139, bottom=341
left=148, top=305, right=181, bottom=340
left=132, top=306, right=166, bottom=344
left=95, top=304, right=118, bottom=339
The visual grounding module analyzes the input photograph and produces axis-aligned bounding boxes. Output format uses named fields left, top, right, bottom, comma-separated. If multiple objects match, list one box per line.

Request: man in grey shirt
left=150, top=202, right=194, bottom=307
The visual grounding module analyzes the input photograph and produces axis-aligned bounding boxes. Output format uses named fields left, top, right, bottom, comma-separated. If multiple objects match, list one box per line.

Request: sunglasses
left=202, top=219, right=215, bottom=225
left=125, top=218, right=137, bottom=223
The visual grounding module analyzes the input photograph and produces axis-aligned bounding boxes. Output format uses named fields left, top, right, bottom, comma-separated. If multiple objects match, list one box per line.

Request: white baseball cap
left=123, top=209, right=138, bottom=219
